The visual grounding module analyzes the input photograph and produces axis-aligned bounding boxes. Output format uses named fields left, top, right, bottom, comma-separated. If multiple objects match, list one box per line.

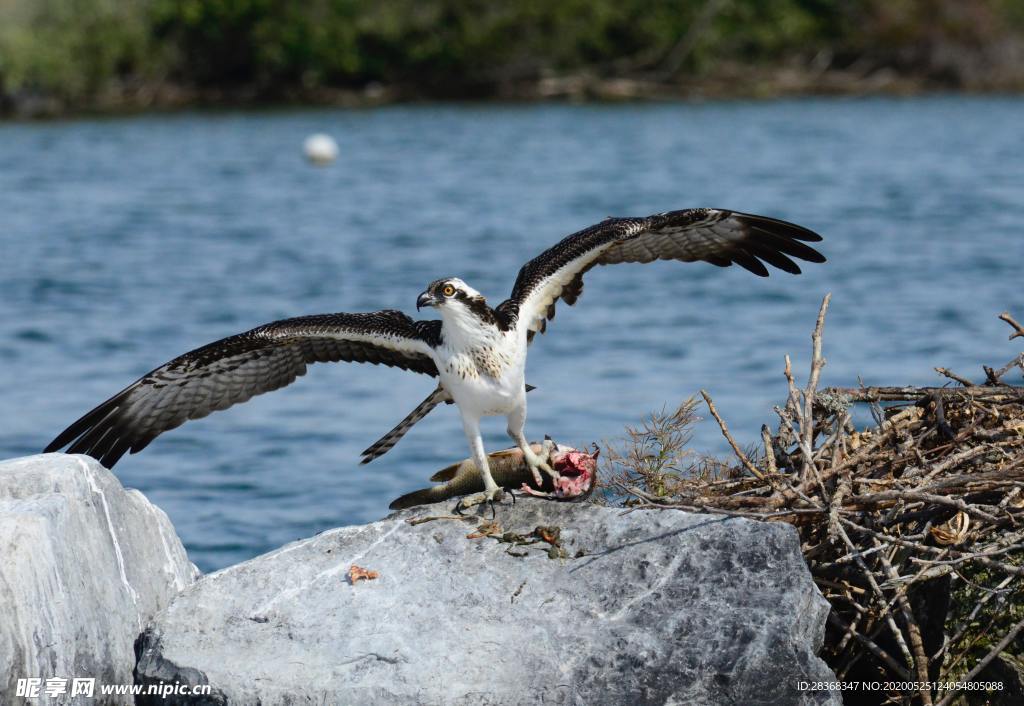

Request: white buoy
left=303, top=133, right=338, bottom=165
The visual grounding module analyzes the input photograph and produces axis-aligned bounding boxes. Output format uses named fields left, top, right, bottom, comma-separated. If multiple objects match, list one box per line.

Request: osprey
left=45, top=208, right=824, bottom=509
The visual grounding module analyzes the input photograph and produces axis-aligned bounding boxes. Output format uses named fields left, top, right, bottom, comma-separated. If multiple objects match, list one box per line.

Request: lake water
left=1, top=97, right=1021, bottom=571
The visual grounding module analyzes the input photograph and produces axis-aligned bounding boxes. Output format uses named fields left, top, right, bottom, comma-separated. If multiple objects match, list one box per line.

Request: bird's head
left=417, top=278, right=498, bottom=328
left=417, top=278, right=484, bottom=311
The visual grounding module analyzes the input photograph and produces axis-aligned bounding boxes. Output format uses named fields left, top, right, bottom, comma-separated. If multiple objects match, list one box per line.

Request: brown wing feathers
left=497, top=208, right=825, bottom=335
left=45, top=311, right=441, bottom=468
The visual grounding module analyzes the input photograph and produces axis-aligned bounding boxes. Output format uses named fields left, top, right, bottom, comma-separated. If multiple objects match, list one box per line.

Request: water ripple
left=2, top=97, right=1021, bottom=571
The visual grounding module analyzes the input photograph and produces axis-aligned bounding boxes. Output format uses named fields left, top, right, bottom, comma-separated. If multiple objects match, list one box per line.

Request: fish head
left=549, top=447, right=597, bottom=499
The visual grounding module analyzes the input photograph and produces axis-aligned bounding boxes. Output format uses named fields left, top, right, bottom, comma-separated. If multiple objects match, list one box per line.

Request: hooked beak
left=416, top=291, right=437, bottom=311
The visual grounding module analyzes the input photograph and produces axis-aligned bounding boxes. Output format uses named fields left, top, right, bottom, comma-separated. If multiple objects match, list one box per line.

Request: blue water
left=1, top=97, right=1021, bottom=572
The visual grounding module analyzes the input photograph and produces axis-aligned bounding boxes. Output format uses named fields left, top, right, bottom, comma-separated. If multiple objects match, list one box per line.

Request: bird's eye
left=442, top=285, right=455, bottom=297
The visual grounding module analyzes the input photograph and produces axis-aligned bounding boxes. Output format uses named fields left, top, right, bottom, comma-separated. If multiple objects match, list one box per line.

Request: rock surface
left=0, top=454, right=198, bottom=705
left=136, top=498, right=838, bottom=705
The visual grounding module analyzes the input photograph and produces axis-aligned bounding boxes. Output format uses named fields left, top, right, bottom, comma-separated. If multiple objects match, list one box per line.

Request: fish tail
left=389, top=486, right=447, bottom=510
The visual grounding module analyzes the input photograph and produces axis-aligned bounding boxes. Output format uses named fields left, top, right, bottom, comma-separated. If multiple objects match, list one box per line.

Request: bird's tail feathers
left=360, top=385, right=450, bottom=464
left=360, top=383, right=537, bottom=465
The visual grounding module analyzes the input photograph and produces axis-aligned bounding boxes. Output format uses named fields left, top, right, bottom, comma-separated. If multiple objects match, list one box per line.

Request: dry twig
left=700, top=389, right=764, bottom=480
left=1000, top=311, right=1024, bottom=340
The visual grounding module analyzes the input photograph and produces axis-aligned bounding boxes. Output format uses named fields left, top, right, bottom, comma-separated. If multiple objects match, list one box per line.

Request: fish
left=389, top=439, right=598, bottom=510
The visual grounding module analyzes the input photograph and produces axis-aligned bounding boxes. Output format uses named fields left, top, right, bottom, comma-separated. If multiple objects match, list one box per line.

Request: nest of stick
left=608, top=297, right=1024, bottom=706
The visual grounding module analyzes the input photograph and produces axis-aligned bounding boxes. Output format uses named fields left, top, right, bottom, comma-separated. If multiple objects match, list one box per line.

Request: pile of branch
left=613, top=298, right=1024, bottom=706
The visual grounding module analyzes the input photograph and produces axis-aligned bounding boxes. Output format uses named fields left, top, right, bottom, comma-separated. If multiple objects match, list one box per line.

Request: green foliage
left=702, top=0, right=835, bottom=62
left=147, top=0, right=709, bottom=89
left=1, top=0, right=1022, bottom=110
left=945, top=552, right=1024, bottom=679
left=0, top=0, right=155, bottom=101
left=599, top=397, right=755, bottom=503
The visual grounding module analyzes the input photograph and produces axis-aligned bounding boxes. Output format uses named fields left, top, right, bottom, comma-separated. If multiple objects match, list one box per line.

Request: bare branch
left=935, top=367, right=975, bottom=386
left=999, top=311, right=1024, bottom=340
left=761, top=424, right=778, bottom=475
left=700, top=389, right=764, bottom=480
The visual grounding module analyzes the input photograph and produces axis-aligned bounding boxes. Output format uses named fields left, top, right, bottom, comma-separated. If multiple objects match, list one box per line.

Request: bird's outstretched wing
left=44, top=311, right=442, bottom=468
left=495, top=208, right=825, bottom=339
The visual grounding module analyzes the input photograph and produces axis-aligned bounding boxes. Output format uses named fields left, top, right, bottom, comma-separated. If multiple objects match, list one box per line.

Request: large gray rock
left=0, top=454, right=198, bottom=705
left=136, top=498, right=837, bottom=705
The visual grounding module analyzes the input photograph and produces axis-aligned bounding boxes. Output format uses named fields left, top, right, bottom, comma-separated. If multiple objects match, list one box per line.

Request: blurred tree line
left=1, top=0, right=1022, bottom=115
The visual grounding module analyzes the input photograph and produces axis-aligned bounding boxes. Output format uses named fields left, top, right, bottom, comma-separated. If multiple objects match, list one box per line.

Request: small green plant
left=601, top=397, right=702, bottom=500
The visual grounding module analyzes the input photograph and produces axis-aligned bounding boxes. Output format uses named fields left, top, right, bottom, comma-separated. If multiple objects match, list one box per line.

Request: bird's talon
left=537, top=443, right=552, bottom=464
left=455, top=488, right=505, bottom=514
left=537, top=461, right=560, bottom=482
left=529, top=466, right=545, bottom=486
left=523, top=441, right=561, bottom=486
